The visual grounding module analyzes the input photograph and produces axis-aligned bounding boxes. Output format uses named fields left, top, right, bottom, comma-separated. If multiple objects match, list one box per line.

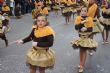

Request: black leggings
left=0, top=33, right=8, bottom=46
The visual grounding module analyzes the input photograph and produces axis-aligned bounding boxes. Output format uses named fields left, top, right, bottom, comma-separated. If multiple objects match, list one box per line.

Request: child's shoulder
left=76, top=16, right=82, bottom=19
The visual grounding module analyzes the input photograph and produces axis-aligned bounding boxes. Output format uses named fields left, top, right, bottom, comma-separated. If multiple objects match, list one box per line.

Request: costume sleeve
left=75, top=24, right=84, bottom=30
left=75, top=16, right=84, bottom=30
left=7, top=6, right=10, bottom=11
left=86, top=17, right=94, bottom=27
left=75, top=16, right=81, bottom=25
left=22, top=29, right=35, bottom=43
left=37, top=35, right=54, bottom=47
left=44, top=7, right=48, bottom=15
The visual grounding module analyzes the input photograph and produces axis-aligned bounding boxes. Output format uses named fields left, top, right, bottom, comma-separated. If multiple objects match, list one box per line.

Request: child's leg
left=0, top=33, right=8, bottom=46
left=39, top=67, right=45, bottom=73
left=29, top=65, right=37, bottom=73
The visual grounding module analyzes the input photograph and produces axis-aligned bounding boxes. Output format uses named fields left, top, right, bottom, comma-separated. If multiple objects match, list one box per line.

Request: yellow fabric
left=75, top=16, right=94, bottom=27
left=0, top=20, right=2, bottom=28
left=46, top=0, right=51, bottom=4
left=0, top=19, right=2, bottom=33
left=83, top=0, right=88, bottom=4
left=72, top=0, right=76, bottom=4
left=2, top=6, right=10, bottom=11
left=100, top=18, right=110, bottom=25
left=71, top=37, right=98, bottom=48
left=32, top=9, right=40, bottom=19
left=0, top=29, right=3, bottom=33
left=75, top=16, right=82, bottom=25
left=102, top=7, right=106, bottom=13
left=26, top=47, right=55, bottom=67
left=34, top=26, right=55, bottom=38
left=40, top=7, right=48, bottom=15
left=71, top=32, right=98, bottom=48
left=53, top=5, right=60, bottom=10
left=67, top=0, right=73, bottom=5
left=60, top=0, right=67, bottom=3
left=87, top=3, right=97, bottom=18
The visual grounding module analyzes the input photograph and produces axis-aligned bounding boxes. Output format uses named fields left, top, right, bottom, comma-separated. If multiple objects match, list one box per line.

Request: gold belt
left=33, top=46, right=49, bottom=50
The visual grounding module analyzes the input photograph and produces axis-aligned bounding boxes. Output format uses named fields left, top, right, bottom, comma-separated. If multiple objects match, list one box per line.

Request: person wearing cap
left=16, top=13, right=55, bottom=73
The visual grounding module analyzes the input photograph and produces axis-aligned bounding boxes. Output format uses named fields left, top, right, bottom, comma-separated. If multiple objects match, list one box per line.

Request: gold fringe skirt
left=52, top=5, right=60, bottom=10
left=0, top=29, right=3, bottom=33
left=93, top=19, right=104, bottom=33
left=26, top=47, right=55, bottom=68
left=71, top=33, right=98, bottom=51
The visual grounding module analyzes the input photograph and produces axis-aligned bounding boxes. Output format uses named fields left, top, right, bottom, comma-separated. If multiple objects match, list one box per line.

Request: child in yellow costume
left=99, top=2, right=110, bottom=44
left=71, top=7, right=98, bottom=72
left=2, top=2, right=10, bottom=15
left=16, top=14, right=55, bottom=73
left=32, top=1, right=49, bottom=19
left=0, top=11, right=8, bottom=46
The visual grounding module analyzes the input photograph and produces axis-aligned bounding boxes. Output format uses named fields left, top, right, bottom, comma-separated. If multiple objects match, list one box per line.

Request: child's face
left=36, top=16, right=47, bottom=28
left=80, top=8, right=87, bottom=16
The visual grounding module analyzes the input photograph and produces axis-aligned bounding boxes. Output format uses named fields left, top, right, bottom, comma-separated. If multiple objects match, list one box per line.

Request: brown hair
left=34, top=13, right=49, bottom=26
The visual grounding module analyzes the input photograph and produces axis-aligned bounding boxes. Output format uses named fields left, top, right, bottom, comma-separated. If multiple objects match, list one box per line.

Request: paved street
left=0, top=11, right=110, bottom=73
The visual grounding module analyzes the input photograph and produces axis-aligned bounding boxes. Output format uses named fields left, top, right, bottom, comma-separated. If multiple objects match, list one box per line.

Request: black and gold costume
left=52, top=2, right=60, bottom=11
left=32, top=5, right=49, bottom=19
left=74, top=16, right=93, bottom=32
left=87, top=3, right=103, bottom=33
left=61, top=0, right=76, bottom=17
left=40, top=6, right=49, bottom=16
left=22, top=26, right=55, bottom=68
left=0, top=17, right=8, bottom=46
left=100, top=7, right=110, bottom=31
left=62, top=4, right=72, bottom=17
left=87, top=3, right=99, bottom=18
left=46, top=0, right=51, bottom=11
left=71, top=16, right=98, bottom=51
left=2, top=5, right=10, bottom=15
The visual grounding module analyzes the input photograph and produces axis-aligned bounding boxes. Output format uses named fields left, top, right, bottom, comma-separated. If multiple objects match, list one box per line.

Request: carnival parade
left=0, top=0, right=110, bottom=73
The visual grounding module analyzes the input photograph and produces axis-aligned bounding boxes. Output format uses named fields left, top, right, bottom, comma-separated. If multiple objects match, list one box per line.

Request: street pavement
left=0, top=11, right=110, bottom=73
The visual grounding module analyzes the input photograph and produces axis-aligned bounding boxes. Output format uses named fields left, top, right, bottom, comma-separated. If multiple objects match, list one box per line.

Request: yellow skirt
left=0, top=29, right=3, bottom=33
left=26, top=47, right=55, bottom=68
left=93, top=19, right=104, bottom=33
left=100, top=18, right=110, bottom=25
left=52, top=6, right=60, bottom=10
left=71, top=37, right=98, bottom=51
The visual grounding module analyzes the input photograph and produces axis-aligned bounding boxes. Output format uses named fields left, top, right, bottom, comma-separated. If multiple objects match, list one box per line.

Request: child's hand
left=81, top=27, right=87, bottom=32
left=81, top=20, right=87, bottom=24
left=17, top=40, right=23, bottom=44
